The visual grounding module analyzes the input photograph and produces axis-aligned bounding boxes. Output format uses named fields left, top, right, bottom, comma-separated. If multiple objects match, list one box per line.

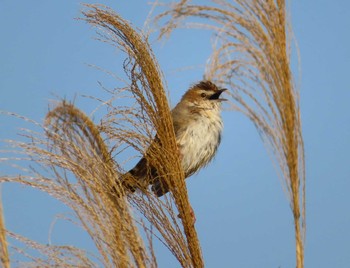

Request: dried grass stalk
left=0, top=103, right=151, bottom=267
left=0, top=4, right=205, bottom=267
left=0, top=196, right=10, bottom=268
left=82, top=5, right=203, bottom=267
left=7, top=231, right=99, bottom=267
left=44, top=101, right=150, bottom=267
left=155, top=1, right=305, bottom=267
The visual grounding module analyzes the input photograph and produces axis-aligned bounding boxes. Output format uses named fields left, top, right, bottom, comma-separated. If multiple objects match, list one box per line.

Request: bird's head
left=181, top=81, right=227, bottom=109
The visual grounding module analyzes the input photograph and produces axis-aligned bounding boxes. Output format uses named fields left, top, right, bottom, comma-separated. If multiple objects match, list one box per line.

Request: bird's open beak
left=209, top=88, right=228, bottom=101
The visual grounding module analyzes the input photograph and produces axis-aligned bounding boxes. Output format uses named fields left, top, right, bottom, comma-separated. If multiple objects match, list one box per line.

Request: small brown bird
left=122, top=81, right=226, bottom=197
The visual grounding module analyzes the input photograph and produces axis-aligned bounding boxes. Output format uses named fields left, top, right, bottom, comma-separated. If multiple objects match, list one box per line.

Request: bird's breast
left=176, top=113, right=223, bottom=177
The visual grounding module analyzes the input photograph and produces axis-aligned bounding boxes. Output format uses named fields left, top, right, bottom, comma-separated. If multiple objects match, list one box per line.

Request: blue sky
left=1, top=1, right=350, bottom=267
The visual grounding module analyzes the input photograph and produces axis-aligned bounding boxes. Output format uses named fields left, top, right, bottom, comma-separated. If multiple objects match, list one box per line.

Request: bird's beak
left=209, top=88, right=228, bottom=101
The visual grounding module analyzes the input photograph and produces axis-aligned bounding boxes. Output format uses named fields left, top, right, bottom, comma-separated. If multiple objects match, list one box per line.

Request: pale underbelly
left=177, top=122, right=221, bottom=176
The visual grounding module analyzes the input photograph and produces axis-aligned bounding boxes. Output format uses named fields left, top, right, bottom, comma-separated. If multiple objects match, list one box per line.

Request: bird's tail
left=119, top=172, right=139, bottom=193
left=151, top=179, right=169, bottom=197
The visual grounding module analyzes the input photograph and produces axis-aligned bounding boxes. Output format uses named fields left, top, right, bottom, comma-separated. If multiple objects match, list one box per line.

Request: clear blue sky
left=1, top=1, right=349, bottom=267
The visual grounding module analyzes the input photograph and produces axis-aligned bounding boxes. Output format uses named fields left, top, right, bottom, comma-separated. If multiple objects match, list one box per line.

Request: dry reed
left=1, top=103, right=151, bottom=267
left=0, top=4, right=205, bottom=268
left=0, top=194, right=10, bottom=268
left=82, top=5, right=203, bottom=266
left=155, top=0, right=305, bottom=267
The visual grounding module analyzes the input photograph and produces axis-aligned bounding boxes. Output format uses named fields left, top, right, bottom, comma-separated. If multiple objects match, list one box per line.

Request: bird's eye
left=201, top=93, right=207, bottom=98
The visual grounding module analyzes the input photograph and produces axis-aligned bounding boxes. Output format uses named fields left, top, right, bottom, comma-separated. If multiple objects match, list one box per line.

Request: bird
left=120, top=80, right=226, bottom=197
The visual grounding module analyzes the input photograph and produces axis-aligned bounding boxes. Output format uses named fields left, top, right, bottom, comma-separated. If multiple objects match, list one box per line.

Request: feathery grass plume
left=82, top=4, right=203, bottom=267
left=0, top=3, right=204, bottom=267
left=7, top=231, right=99, bottom=267
left=0, top=196, right=10, bottom=268
left=45, top=102, right=151, bottom=267
left=155, top=0, right=305, bottom=267
left=1, top=104, right=152, bottom=267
